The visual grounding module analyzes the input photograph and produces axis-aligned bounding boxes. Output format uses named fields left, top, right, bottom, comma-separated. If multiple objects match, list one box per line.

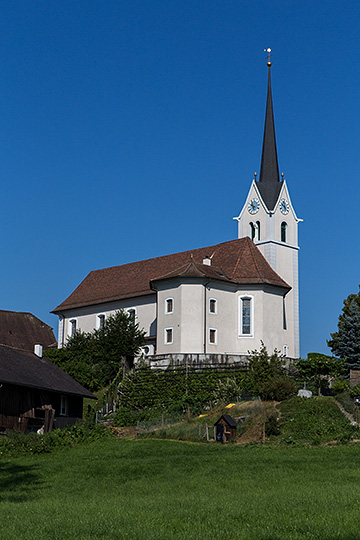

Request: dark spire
left=257, top=55, right=282, bottom=210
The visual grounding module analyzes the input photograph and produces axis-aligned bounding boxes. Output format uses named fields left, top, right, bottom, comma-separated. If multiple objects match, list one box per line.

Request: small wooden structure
left=214, top=414, right=237, bottom=443
left=0, top=344, right=95, bottom=433
left=350, top=370, right=360, bottom=388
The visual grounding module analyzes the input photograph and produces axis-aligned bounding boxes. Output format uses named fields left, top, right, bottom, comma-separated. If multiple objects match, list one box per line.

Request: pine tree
left=328, top=288, right=360, bottom=366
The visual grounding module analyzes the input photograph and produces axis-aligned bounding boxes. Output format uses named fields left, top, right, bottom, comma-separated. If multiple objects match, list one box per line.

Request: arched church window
left=281, top=222, right=287, bottom=243
left=97, top=314, right=105, bottom=329
left=256, top=221, right=261, bottom=241
left=249, top=222, right=256, bottom=241
left=69, top=319, right=77, bottom=337
left=239, top=296, right=253, bottom=336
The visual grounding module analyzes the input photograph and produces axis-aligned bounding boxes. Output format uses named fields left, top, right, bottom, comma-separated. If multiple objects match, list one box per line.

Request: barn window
left=60, top=396, right=68, bottom=416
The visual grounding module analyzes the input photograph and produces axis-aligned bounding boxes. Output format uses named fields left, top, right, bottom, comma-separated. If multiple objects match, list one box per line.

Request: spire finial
left=264, top=47, right=272, bottom=67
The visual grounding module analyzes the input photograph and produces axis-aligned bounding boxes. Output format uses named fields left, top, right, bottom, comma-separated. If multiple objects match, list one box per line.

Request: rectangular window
left=98, top=314, right=105, bottom=329
left=165, top=298, right=174, bottom=314
left=209, top=298, right=217, bottom=314
left=242, top=299, right=251, bottom=334
left=165, top=328, right=173, bottom=344
left=209, top=328, right=217, bottom=344
left=60, top=396, right=68, bottom=416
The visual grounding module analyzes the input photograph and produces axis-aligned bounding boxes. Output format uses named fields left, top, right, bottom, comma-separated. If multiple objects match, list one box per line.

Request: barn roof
left=0, top=310, right=57, bottom=351
left=0, top=345, right=94, bottom=399
left=52, top=237, right=290, bottom=313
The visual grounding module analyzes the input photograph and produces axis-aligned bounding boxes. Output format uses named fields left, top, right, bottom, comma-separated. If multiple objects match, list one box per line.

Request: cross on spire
left=264, top=47, right=272, bottom=66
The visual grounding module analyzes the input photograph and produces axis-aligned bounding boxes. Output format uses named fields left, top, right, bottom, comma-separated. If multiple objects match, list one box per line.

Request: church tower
left=234, top=52, right=301, bottom=358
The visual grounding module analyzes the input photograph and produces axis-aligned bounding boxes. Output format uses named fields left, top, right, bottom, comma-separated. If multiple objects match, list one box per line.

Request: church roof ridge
left=52, top=237, right=290, bottom=313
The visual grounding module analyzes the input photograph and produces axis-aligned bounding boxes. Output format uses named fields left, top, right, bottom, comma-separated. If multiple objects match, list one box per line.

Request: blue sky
left=0, top=0, right=359, bottom=356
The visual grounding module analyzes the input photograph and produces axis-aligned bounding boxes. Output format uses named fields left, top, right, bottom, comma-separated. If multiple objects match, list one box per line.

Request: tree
left=297, top=353, right=345, bottom=396
left=247, top=343, right=295, bottom=400
left=46, top=310, right=146, bottom=391
left=328, top=287, right=360, bottom=366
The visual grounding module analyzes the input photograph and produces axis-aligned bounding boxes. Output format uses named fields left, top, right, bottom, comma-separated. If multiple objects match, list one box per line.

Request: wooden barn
left=0, top=309, right=57, bottom=351
left=0, top=343, right=94, bottom=433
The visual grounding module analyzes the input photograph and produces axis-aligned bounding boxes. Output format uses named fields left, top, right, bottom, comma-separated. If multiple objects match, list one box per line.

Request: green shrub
left=0, top=424, right=112, bottom=458
left=265, top=414, right=280, bottom=436
left=335, top=391, right=355, bottom=415
left=332, top=378, right=350, bottom=393
left=262, top=377, right=297, bottom=401
left=349, top=384, right=360, bottom=397
left=212, top=377, right=241, bottom=404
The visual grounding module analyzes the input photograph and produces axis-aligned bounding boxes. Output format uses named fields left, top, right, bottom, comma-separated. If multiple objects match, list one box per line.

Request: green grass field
left=1, top=438, right=360, bottom=539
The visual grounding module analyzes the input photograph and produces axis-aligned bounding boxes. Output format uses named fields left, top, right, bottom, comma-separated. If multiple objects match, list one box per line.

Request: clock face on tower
left=279, top=198, right=289, bottom=215
left=248, top=198, right=260, bottom=215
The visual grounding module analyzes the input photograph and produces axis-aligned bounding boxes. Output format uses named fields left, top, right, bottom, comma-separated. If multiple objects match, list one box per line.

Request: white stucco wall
left=58, top=294, right=157, bottom=347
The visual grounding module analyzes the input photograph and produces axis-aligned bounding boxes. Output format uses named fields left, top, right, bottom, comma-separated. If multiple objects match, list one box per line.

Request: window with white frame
left=249, top=222, right=256, bottom=241
left=127, top=308, right=136, bottom=325
left=97, top=314, right=105, bottom=329
left=60, top=395, right=68, bottom=416
left=256, top=221, right=261, bottom=241
left=209, top=298, right=217, bottom=314
left=239, top=296, right=253, bottom=336
left=209, top=328, right=217, bottom=345
left=69, top=319, right=77, bottom=337
left=165, top=298, right=174, bottom=314
left=165, top=327, right=173, bottom=344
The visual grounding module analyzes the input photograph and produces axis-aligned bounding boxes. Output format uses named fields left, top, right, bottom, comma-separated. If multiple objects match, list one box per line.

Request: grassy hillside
left=1, top=438, right=360, bottom=539
left=136, top=397, right=359, bottom=445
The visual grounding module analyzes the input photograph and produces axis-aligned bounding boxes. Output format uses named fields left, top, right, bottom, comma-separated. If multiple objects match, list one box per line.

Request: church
left=52, top=57, right=301, bottom=366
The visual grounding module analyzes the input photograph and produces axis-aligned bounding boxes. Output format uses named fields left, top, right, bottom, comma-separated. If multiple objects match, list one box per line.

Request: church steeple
left=257, top=51, right=283, bottom=211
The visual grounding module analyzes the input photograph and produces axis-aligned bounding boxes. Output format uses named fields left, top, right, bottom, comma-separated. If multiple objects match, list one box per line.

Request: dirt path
left=331, top=397, right=358, bottom=426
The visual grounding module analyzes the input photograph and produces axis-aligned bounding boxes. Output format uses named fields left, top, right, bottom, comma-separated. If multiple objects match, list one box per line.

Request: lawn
left=1, top=438, right=360, bottom=539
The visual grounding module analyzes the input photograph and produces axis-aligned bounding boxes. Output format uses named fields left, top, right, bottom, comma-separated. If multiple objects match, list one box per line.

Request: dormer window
left=281, top=222, right=287, bottom=243
left=165, top=298, right=174, bottom=314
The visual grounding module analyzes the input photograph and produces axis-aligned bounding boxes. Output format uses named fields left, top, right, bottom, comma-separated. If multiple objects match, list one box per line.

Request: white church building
left=52, top=59, right=301, bottom=366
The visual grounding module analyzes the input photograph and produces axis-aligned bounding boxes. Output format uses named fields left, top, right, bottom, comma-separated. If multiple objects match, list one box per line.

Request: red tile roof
left=0, top=311, right=57, bottom=351
left=52, top=237, right=290, bottom=313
